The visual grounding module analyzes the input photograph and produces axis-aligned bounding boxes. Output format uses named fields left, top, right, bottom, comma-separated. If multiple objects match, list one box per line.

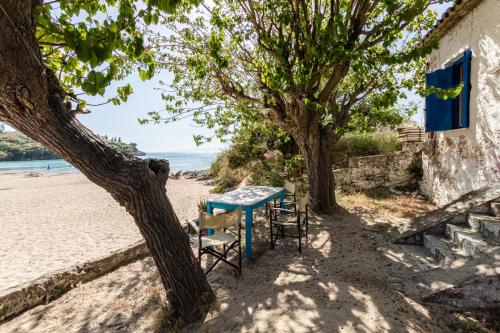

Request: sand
left=0, top=175, right=469, bottom=333
left=0, top=173, right=211, bottom=292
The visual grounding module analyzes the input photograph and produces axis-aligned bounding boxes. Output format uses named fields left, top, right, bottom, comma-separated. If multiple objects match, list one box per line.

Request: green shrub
left=332, top=131, right=401, bottom=168
left=210, top=147, right=305, bottom=193
left=0, top=132, right=58, bottom=161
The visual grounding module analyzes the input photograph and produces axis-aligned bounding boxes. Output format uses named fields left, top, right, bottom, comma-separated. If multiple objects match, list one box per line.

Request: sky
left=4, top=3, right=452, bottom=153
left=77, top=71, right=226, bottom=153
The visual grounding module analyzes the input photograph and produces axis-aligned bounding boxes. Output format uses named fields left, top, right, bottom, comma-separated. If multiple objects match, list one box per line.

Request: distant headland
left=0, top=131, right=144, bottom=162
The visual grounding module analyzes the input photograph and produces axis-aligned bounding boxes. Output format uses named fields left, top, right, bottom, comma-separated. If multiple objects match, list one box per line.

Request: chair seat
left=190, top=231, right=237, bottom=248
left=272, top=215, right=298, bottom=226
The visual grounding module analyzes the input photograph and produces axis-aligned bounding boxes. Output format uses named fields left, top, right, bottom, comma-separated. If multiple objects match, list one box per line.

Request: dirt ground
left=0, top=190, right=495, bottom=333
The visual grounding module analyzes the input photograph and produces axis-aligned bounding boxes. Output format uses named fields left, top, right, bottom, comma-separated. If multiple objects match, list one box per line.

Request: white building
left=420, top=0, right=500, bottom=206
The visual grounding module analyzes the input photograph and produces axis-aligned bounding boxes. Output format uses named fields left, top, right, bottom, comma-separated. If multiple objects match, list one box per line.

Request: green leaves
left=35, top=0, right=194, bottom=111
left=150, top=1, right=437, bottom=147
left=82, top=70, right=107, bottom=96
left=426, top=83, right=464, bottom=100
left=138, top=63, right=156, bottom=81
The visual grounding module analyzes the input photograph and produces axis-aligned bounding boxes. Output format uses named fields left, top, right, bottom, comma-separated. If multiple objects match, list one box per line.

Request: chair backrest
left=298, top=193, right=310, bottom=212
left=284, top=180, right=296, bottom=194
left=199, top=209, right=242, bottom=231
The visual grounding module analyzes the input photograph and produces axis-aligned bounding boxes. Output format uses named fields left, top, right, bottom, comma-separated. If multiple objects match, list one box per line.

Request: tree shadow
left=0, top=259, right=165, bottom=333
left=200, top=206, right=448, bottom=332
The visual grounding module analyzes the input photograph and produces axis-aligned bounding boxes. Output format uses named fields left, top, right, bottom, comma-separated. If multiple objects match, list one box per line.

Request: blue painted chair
left=187, top=209, right=243, bottom=275
left=268, top=193, right=310, bottom=253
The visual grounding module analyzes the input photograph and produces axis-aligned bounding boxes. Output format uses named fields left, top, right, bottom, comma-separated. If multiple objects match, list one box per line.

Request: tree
left=151, top=0, right=441, bottom=211
left=0, top=0, right=214, bottom=327
left=0, top=123, right=4, bottom=133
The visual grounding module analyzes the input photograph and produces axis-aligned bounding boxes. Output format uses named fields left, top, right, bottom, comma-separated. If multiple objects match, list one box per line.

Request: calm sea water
left=0, top=152, right=218, bottom=174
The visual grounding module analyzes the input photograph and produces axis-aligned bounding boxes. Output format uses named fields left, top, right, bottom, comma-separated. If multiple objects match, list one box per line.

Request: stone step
left=422, top=235, right=456, bottom=264
left=468, top=213, right=500, bottom=243
left=491, top=201, right=500, bottom=217
left=445, top=224, right=496, bottom=256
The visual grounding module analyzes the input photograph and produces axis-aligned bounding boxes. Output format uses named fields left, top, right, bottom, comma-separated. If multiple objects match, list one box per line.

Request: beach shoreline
left=0, top=152, right=218, bottom=174
left=0, top=172, right=212, bottom=293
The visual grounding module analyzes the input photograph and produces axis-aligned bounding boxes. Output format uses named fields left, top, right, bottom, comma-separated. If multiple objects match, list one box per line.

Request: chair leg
left=305, top=219, right=309, bottom=246
left=238, top=240, right=242, bottom=275
left=269, top=213, right=274, bottom=249
left=298, top=222, right=302, bottom=254
left=270, top=224, right=275, bottom=249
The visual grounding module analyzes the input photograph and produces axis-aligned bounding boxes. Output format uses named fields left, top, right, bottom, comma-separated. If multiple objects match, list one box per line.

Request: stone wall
left=0, top=241, right=149, bottom=322
left=334, top=142, right=421, bottom=191
left=420, top=0, right=500, bottom=206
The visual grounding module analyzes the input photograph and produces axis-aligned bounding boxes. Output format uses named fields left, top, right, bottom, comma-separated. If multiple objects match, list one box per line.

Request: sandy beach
left=0, top=173, right=211, bottom=292
left=0, top=187, right=460, bottom=333
left=2, top=173, right=494, bottom=333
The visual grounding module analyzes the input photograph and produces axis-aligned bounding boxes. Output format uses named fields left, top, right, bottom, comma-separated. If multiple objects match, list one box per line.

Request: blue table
left=206, top=186, right=285, bottom=260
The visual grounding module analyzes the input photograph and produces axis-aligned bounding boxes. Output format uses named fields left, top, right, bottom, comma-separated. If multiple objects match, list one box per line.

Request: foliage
left=146, top=0, right=443, bottom=209
left=222, top=121, right=297, bottom=169
left=35, top=0, right=198, bottom=112
left=210, top=121, right=304, bottom=193
left=347, top=102, right=418, bottom=132
left=332, top=131, right=402, bottom=168
left=0, top=132, right=143, bottom=161
left=0, top=132, right=58, bottom=161
left=149, top=0, right=439, bottom=144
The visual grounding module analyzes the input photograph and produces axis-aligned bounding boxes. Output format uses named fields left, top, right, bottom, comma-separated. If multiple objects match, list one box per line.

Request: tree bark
left=284, top=100, right=337, bottom=212
left=300, top=131, right=337, bottom=212
left=0, top=0, right=215, bottom=326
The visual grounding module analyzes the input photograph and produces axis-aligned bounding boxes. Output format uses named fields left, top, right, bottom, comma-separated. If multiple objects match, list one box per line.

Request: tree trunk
left=301, top=132, right=337, bottom=212
left=0, top=0, right=215, bottom=326
left=287, top=101, right=337, bottom=212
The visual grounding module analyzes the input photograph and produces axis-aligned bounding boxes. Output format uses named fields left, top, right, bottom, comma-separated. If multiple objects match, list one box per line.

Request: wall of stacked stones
left=334, top=142, right=421, bottom=191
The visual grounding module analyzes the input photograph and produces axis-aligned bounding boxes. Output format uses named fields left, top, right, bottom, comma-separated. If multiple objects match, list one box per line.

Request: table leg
left=245, top=208, right=253, bottom=260
left=207, top=203, right=214, bottom=236
left=279, top=191, right=285, bottom=208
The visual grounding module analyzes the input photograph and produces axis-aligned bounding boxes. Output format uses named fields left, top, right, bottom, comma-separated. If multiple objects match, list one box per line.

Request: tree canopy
left=35, top=0, right=198, bottom=112
left=148, top=0, right=443, bottom=210
left=149, top=0, right=439, bottom=138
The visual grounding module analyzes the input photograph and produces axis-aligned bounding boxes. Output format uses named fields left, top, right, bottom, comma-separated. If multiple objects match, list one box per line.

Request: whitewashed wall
left=420, top=0, right=500, bottom=206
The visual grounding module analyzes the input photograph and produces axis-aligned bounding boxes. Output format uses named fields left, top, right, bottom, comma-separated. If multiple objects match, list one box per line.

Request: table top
left=207, top=186, right=284, bottom=207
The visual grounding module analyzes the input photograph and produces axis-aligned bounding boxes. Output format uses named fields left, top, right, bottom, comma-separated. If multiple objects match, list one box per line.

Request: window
left=425, top=50, right=472, bottom=132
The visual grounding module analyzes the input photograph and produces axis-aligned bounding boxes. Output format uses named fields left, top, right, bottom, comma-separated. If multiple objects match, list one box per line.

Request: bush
left=210, top=148, right=304, bottom=193
left=209, top=121, right=304, bottom=193
left=332, top=131, right=401, bottom=168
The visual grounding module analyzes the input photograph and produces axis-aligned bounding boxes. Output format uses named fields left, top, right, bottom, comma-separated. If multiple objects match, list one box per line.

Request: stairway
left=381, top=197, right=500, bottom=308
left=422, top=203, right=500, bottom=265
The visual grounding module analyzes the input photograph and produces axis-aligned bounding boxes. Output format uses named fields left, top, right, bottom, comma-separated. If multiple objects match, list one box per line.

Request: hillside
left=0, top=132, right=144, bottom=161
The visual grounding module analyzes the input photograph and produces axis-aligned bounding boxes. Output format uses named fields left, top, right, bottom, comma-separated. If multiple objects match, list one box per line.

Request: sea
left=0, top=152, right=218, bottom=174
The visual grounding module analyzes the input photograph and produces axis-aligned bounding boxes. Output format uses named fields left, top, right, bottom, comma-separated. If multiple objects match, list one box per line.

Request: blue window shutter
left=425, top=67, right=454, bottom=132
left=425, top=71, right=439, bottom=132
left=437, top=65, right=454, bottom=130
left=461, top=49, right=472, bottom=128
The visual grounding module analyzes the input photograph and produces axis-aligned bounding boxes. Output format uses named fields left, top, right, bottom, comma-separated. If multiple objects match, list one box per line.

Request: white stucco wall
left=421, top=0, right=500, bottom=206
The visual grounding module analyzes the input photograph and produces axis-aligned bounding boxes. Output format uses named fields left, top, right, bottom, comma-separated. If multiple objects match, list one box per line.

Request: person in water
left=47, top=165, right=51, bottom=171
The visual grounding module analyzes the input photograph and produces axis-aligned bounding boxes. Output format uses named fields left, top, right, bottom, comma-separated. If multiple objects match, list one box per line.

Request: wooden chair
left=186, top=209, right=242, bottom=275
left=268, top=193, right=310, bottom=253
